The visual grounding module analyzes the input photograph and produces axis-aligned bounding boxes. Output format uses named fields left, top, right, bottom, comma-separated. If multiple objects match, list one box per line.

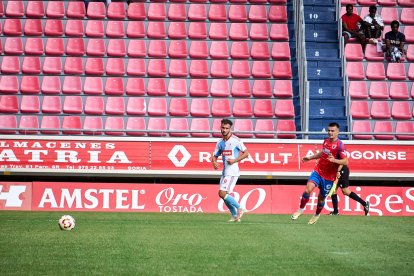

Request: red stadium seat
left=87, top=2, right=106, bottom=19
left=212, top=119, right=222, bottom=138
left=407, top=45, right=414, bottom=62
left=148, top=59, right=167, bottom=77
left=169, top=60, right=188, bottom=77
left=251, top=42, right=270, bottom=59
left=352, top=121, right=373, bottom=140
left=0, top=115, right=17, bottom=134
left=126, top=59, right=146, bottom=76
left=4, top=37, right=23, bottom=55
left=126, top=78, right=145, bottom=96
left=404, top=26, right=414, bottom=43
left=40, top=116, right=60, bottom=134
left=46, top=38, right=64, bottom=56
left=41, top=76, right=61, bottom=95
left=253, top=99, right=273, bottom=117
left=6, top=1, right=24, bottom=17
left=346, top=62, right=365, bottom=80
left=168, top=22, right=187, bottom=39
left=105, top=97, right=125, bottom=115
left=169, top=118, right=189, bottom=137
left=271, top=42, right=291, bottom=60
left=84, top=96, right=104, bottom=115
left=364, top=44, right=385, bottom=61
left=371, top=101, right=391, bottom=119
left=276, top=120, right=296, bottom=139
left=190, top=118, right=211, bottom=137
left=255, top=120, right=275, bottom=138
left=229, top=5, right=247, bottom=22
left=126, top=21, right=145, bottom=38
left=373, top=121, right=394, bottom=140
left=147, top=117, right=167, bottom=137
left=64, top=38, right=83, bottom=56
left=24, top=19, right=42, bottom=36
left=44, top=19, right=63, bottom=36
left=128, top=40, right=146, bottom=58
left=126, top=97, right=146, bottom=115
left=19, top=95, right=40, bottom=113
left=83, top=77, right=103, bottom=95
left=85, top=20, right=104, bottom=37
left=230, top=42, right=250, bottom=59
left=4, top=19, right=22, bottom=36
left=401, top=8, right=414, bottom=24
left=190, top=98, right=210, bottom=117
left=188, top=22, right=207, bottom=39
left=105, top=77, right=124, bottom=95
left=107, top=39, right=126, bottom=57
left=272, top=61, right=292, bottom=78
left=147, top=78, right=167, bottom=96
left=211, top=60, right=230, bottom=78
left=126, top=117, right=146, bottom=136
left=345, top=43, right=364, bottom=61
left=22, top=56, right=41, bottom=74
left=190, top=60, right=209, bottom=78
left=233, top=99, right=253, bottom=117
left=104, top=117, right=125, bottom=136
left=392, top=101, right=412, bottom=119
left=234, top=119, right=254, bottom=138
left=378, top=0, right=397, bottom=6
left=19, top=115, right=39, bottom=134
left=229, top=23, right=248, bottom=40
left=397, top=0, right=414, bottom=7
left=168, top=79, right=188, bottom=97
left=209, top=22, right=228, bottom=39
left=106, top=21, right=125, bottom=38
left=350, top=101, right=370, bottom=119
left=274, top=80, right=293, bottom=98
left=211, top=98, right=231, bottom=117
left=127, top=3, right=146, bottom=20
left=380, top=7, right=399, bottom=24
left=270, top=24, right=289, bottom=41
left=252, top=61, right=271, bottom=78
left=106, top=58, right=126, bottom=76
left=148, top=98, right=167, bottom=116
left=25, top=38, right=44, bottom=55
left=231, top=80, right=251, bottom=97
left=349, top=81, right=369, bottom=99
left=168, top=40, right=187, bottom=58
left=275, top=99, right=295, bottom=118
left=369, top=81, right=389, bottom=99
left=46, top=1, right=64, bottom=18
left=386, top=63, right=406, bottom=80
left=269, top=6, right=288, bottom=22
left=208, top=4, right=227, bottom=21
left=252, top=80, right=272, bottom=98
left=390, top=82, right=409, bottom=99
left=169, top=98, right=189, bottom=116
left=189, top=41, right=209, bottom=58
left=366, top=62, right=386, bottom=80
left=358, top=0, right=377, bottom=5
left=210, top=79, right=230, bottom=97
left=188, top=4, right=207, bottom=21
left=250, top=23, right=269, bottom=40
left=62, top=116, right=82, bottom=135
left=20, top=76, right=40, bottom=94
left=63, top=96, right=83, bottom=114
left=249, top=5, right=267, bottom=22
left=43, top=57, right=62, bottom=75
left=210, top=41, right=229, bottom=59
left=83, top=116, right=103, bottom=135
left=107, top=2, right=126, bottom=19
left=85, top=58, right=104, bottom=75
left=65, top=19, right=84, bottom=37
left=395, top=121, right=414, bottom=140
left=64, top=57, right=84, bottom=75
left=62, top=76, right=82, bottom=94
left=0, top=95, right=19, bottom=113
left=148, top=3, right=166, bottom=20
left=168, top=3, right=187, bottom=21
left=67, top=1, right=86, bottom=19
left=1, top=56, right=20, bottom=74
left=409, top=63, right=414, bottom=80
left=42, top=96, right=61, bottom=114
left=26, top=1, right=45, bottom=18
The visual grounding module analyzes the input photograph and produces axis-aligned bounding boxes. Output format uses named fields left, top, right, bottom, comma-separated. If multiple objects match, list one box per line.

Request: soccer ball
left=58, top=215, right=76, bottom=231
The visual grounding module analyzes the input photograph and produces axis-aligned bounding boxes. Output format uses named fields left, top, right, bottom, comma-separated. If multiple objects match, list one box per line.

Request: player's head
left=220, top=119, right=233, bottom=138
left=391, top=20, right=400, bottom=32
left=369, top=5, right=377, bottom=16
left=327, top=122, right=340, bottom=141
left=346, top=4, right=353, bottom=15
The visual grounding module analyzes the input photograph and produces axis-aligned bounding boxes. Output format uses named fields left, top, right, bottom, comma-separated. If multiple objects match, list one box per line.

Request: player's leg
left=308, top=178, right=332, bottom=224
left=338, top=167, right=370, bottom=215
left=291, top=171, right=318, bottom=220
left=219, top=176, right=240, bottom=221
left=227, top=176, right=245, bottom=221
left=330, top=188, right=340, bottom=215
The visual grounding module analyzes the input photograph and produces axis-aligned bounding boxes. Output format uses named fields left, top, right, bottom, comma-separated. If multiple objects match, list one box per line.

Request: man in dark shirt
left=384, top=20, right=406, bottom=62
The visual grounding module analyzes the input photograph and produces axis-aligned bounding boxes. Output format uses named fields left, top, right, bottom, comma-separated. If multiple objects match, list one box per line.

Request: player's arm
left=302, top=151, right=322, bottom=162
left=227, top=150, right=249, bottom=165
left=336, top=164, right=344, bottom=179
left=212, top=154, right=219, bottom=170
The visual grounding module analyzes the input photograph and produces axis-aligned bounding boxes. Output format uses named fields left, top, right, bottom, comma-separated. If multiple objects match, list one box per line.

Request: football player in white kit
left=212, top=119, right=250, bottom=222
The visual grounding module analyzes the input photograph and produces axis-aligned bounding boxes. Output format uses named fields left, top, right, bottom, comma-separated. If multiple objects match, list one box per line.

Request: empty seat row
left=349, top=80, right=414, bottom=99
left=345, top=44, right=414, bottom=62
left=0, top=76, right=294, bottom=98
left=340, top=6, right=414, bottom=24
left=341, top=0, right=414, bottom=7
left=0, top=115, right=296, bottom=138
left=0, top=38, right=291, bottom=60
left=0, top=95, right=295, bottom=118
left=346, top=62, right=414, bottom=81
left=350, top=100, right=414, bottom=119
left=0, top=1, right=289, bottom=21
left=0, top=19, right=290, bottom=41
left=0, top=57, right=293, bottom=78
left=352, top=120, right=414, bottom=140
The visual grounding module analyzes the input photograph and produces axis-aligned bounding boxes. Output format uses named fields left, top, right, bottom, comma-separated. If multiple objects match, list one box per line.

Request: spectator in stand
left=383, top=20, right=406, bottom=63
left=341, top=4, right=366, bottom=50
left=363, top=5, right=384, bottom=46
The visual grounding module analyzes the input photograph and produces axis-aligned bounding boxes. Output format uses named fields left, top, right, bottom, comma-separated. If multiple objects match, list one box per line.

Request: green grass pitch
left=1, top=212, right=414, bottom=275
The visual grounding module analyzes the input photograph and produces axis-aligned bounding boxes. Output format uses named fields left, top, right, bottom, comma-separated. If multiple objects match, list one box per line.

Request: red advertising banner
left=2, top=181, right=414, bottom=216
left=0, top=138, right=413, bottom=177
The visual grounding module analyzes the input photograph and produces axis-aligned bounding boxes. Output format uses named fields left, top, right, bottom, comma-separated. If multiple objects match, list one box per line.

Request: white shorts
left=219, top=175, right=239, bottom=193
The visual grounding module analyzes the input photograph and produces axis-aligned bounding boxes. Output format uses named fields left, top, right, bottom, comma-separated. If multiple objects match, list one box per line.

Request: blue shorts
left=308, top=171, right=334, bottom=198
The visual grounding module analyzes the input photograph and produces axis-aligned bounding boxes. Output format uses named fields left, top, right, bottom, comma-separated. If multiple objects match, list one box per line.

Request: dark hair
left=391, top=20, right=400, bottom=28
left=221, top=118, right=233, bottom=127
left=329, top=122, right=340, bottom=129
left=369, top=5, right=377, bottom=12
left=346, top=4, right=353, bottom=9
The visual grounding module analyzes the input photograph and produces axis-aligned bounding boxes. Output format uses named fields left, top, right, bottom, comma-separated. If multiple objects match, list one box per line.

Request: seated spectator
left=342, top=4, right=366, bottom=49
left=383, top=20, right=406, bottom=63
left=363, top=5, right=384, bottom=44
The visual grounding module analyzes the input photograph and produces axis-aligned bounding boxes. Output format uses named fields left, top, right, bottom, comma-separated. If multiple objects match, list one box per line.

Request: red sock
left=300, top=193, right=310, bottom=209
left=316, top=203, right=324, bottom=215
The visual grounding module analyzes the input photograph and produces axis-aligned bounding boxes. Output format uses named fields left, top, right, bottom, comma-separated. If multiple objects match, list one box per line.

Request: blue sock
left=223, top=199, right=238, bottom=217
left=224, top=194, right=240, bottom=216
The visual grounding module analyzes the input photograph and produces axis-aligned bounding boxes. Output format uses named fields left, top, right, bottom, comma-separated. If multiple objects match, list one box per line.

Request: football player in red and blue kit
left=292, top=122, right=349, bottom=224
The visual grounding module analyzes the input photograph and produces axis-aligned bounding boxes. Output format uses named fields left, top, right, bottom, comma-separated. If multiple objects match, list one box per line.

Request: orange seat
left=190, top=118, right=211, bottom=137
left=373, top=121, right=394, bottom=140
left=234, top=119, right=254, bottom=138
left=349, top=81, right=369, bottom=99
left=371, top=101, right=391, bottom=119
left=84, top=96, right=104, bottom=115
left=168, top=79, right=188, bottom=97
left=255, top=120, right=275, bottom=138
left=126, top=117, right=146, bottom=136
left=83, top=116, right=103, bottom=135
left=352, top=121, right=373, bottom=140
left=169, top=118, right=189, bottom=137
left=104, top=117, right=125, bottom=136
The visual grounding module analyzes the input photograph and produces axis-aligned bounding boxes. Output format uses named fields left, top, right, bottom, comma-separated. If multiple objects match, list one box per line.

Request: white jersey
left=213, top=134, right=247, bottom=177
left=363, top=14, right=384, bottom=27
